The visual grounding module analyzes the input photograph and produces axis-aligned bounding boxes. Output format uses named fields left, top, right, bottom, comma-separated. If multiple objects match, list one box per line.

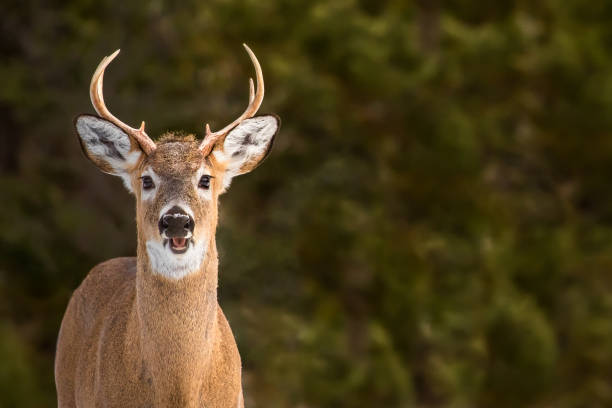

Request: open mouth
left=166, top=237, right=190, bottom=254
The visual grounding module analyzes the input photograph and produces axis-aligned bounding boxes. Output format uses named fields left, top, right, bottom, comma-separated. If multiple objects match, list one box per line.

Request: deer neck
left=134, top=233, right=219, bottom=405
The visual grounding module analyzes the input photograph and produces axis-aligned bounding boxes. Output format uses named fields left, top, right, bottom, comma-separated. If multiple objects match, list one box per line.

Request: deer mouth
left=167, top=237, right=190, bottom=254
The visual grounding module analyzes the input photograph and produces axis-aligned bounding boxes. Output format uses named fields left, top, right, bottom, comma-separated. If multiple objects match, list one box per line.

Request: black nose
left=158, top=206, right=194, bottom=237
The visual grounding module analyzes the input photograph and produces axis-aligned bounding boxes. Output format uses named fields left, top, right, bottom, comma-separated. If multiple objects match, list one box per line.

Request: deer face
left=73, top=46, right=279, bottom=279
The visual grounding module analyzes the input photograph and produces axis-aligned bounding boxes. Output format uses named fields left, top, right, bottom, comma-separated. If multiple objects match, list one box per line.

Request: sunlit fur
left=57, top=114, right=279, bottom=407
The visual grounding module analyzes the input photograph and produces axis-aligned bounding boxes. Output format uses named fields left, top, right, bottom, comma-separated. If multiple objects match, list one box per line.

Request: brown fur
left=55, top=135, right=253, bottom=407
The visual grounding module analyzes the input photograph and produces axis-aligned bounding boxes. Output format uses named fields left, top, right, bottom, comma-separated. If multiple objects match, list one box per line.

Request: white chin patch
left=145, top=239, right=207, bottom=279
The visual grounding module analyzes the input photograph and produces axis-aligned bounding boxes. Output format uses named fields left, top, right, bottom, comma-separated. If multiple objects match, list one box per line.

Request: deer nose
left=158, top=206, right=194, bottom=238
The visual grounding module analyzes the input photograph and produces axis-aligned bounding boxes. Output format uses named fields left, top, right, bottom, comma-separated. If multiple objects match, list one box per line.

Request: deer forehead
left=141, top=140, right=209, bottom=177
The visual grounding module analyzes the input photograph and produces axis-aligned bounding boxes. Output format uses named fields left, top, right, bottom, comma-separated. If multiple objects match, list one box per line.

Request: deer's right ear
left=74, top=115, right=143, bottom=191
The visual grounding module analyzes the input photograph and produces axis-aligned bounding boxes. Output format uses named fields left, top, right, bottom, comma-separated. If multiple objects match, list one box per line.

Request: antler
left=90, top=49, right=157, bottom=155
left=199, top=44, right=265, bottom=156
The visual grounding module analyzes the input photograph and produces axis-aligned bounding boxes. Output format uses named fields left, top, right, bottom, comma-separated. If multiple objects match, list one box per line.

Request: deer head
left=74, top=45, right=280, bottom=279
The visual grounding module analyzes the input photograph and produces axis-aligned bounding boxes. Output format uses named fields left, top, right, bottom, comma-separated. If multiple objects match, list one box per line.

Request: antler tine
left=248, top=78, right=255, bottom=104
left=199, top=43, right=265, bottom=155
left=90, top=49, right=156, bottom=155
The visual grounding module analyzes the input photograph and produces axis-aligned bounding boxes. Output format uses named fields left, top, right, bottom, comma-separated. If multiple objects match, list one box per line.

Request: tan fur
left=56, top=135, right=249, bottom=408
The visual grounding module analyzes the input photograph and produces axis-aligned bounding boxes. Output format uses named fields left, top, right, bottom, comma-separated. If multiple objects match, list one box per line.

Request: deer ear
left=74, top=114, right=143, bottom=192
left=215, top=114, right=279, bottom=189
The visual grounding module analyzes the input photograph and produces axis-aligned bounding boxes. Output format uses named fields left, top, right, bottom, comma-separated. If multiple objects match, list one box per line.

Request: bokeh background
left=2, top=0, right=612, bottom=406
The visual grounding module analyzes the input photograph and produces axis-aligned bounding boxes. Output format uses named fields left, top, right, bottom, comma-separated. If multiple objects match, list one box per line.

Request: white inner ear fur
left=75, top=116, right=142, bottom=193
left=213, top=115, right=278, bottom=191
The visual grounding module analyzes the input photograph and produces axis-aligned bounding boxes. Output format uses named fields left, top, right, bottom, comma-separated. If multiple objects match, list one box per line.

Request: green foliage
left=2, top=0, right=612, bottom=406
left=0, top=324, right=44, bottom=407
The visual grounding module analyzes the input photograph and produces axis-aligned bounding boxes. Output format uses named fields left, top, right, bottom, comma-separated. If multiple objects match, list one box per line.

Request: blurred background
left=2, top=0, right=612, bottom=406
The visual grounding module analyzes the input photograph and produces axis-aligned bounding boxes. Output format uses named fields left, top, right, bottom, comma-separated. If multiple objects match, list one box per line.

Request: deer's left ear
left=215, top=114, right=280, bottom=187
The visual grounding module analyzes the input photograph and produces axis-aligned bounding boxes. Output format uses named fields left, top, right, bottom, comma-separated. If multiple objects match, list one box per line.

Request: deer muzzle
left=158, top=206, right=194, bottom=253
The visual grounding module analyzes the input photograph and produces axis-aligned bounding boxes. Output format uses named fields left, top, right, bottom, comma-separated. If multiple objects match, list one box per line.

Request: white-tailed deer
left=55, top=45, right=279, bottom=407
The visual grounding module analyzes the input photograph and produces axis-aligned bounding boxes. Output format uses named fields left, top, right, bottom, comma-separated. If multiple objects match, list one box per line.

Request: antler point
left=109, top=49, right=121, bottom=60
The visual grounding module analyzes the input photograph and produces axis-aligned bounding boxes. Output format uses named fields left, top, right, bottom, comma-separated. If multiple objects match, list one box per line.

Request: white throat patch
left=145, top=239, right=207, bottom=280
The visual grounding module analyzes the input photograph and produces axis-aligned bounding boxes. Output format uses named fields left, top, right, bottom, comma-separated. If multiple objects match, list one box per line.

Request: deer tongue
left=171, top=237, right=187, bottom=249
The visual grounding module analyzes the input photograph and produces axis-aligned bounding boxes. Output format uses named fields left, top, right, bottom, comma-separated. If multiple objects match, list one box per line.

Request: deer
left=54, top=44, right=280, bottom=408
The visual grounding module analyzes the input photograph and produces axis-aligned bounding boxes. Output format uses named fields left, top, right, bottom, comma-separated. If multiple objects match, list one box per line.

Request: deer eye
left=141, top=176, right=155, bottom=190
left=198, top=175, right=211, bottom=189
